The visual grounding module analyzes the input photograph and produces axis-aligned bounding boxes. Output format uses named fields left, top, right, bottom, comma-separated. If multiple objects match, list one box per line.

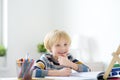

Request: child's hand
left=48, top=67, right=72, bottom=76
left=58, top=56, right=71, bottom=67
left=59, top=68, right=71, bottom=76
left=58, top=56, right=79, bottom=71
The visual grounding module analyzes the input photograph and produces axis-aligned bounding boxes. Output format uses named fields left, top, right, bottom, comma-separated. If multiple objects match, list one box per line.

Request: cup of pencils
left=16, top=54, right=34, bottom=80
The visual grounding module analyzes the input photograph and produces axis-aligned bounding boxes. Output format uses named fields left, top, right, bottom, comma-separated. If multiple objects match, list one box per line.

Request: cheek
left=51, top=47, right=58, bottom=53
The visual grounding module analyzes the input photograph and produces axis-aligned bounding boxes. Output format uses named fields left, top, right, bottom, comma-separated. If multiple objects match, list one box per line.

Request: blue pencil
left=23, top=59, right=34, bottom=79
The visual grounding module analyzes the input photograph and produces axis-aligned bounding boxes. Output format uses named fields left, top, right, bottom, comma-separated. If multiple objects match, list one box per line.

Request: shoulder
left=39, top=53, right=52, bottom=64
left=40, top=53, right=51, bottom=60
left=35, top=53, right=51, bottom=69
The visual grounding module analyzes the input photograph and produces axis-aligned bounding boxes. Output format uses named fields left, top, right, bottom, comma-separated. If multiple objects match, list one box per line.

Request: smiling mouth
left=58, top=52, right=67, bottom=54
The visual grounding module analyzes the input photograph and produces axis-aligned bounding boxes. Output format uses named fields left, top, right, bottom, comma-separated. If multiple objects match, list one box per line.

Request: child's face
left=50, top=39, right=70, bottom=59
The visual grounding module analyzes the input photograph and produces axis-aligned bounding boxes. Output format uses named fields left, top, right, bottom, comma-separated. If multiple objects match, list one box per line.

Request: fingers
left=58, top=56, right=68, bottom=60
left=65, top=67, right=71, bottom=70
left=59, top=67, right=72, bottom=76
left=64, top=68, right=72, bottom=72
left=64, top=68, right=72, bottom=76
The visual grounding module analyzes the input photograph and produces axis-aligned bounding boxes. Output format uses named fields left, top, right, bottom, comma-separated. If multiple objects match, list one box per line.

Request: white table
left=0, top=72, right=100, bottom=80
left=46, top=71, right=100, bottom=80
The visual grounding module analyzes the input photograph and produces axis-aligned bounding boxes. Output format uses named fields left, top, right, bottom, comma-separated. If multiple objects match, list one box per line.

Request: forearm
left=33, top=68, right=48, bottom=77
left=48, top=70, right=61, bottom=76
left=69, top=62, right=78, bottom=71
left=77, top=64, right=90, bottom=72
left=33, top=68, right=62, bottom=77
left=48, top=68, right=71, bottom=76
left=68, top=62, right=90, bottom=72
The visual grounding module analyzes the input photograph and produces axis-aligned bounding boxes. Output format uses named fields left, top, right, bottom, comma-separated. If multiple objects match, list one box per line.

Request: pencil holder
left=16, top=58, right=34, bottom=80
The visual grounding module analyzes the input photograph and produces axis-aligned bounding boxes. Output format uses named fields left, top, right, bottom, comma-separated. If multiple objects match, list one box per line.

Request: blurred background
left=0, top=0, right=120, bottom=77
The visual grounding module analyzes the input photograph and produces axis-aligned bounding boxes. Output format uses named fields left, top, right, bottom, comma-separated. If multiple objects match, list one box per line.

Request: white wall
left=0, top=0, right=66, bottom=77
left=0, top=0, right=2, bottom=44
left=0, top=0, right=120, bottom=77
left=67, top=0, right=120, bottom=69
left=66, top=0, right=120, bottom=63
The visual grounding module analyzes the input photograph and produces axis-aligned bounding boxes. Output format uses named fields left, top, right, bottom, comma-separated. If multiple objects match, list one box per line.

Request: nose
left=60, top=46, right=67, bottom=52
left=61, top=45, right=66, bottom=49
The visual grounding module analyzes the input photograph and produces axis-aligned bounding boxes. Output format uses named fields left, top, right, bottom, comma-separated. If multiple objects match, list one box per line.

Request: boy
left=33, top=30, right=90, bottom=77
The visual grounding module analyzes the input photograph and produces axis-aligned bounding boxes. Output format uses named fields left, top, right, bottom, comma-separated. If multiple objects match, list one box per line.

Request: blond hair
left=44, top=30, right=71, bottom=52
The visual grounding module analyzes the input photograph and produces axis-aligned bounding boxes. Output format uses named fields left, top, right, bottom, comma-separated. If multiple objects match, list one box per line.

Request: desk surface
left=0, top=72, right=100, bottom=80
left=46, top=71, right=99, bottom=80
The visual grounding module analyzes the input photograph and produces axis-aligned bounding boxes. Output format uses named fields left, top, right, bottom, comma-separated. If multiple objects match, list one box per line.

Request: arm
left=33, top=60, right=48, bottom=77
left=58, top=56, right=90, bottom=72
left=58, top=56, right=78, bottom=70
left=72, top=59, right=91, bottom=72
left=33, top=67, right=71, bottom=77
left=33, top=57, right=72, bottom=77
left=68, top=61, right=79, bottom=71
left=48, top=68, right=71, bottom=76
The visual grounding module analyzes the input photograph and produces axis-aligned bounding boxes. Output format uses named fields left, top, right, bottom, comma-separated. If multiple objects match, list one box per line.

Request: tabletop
left=0, top=71, right=100, bottom=80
